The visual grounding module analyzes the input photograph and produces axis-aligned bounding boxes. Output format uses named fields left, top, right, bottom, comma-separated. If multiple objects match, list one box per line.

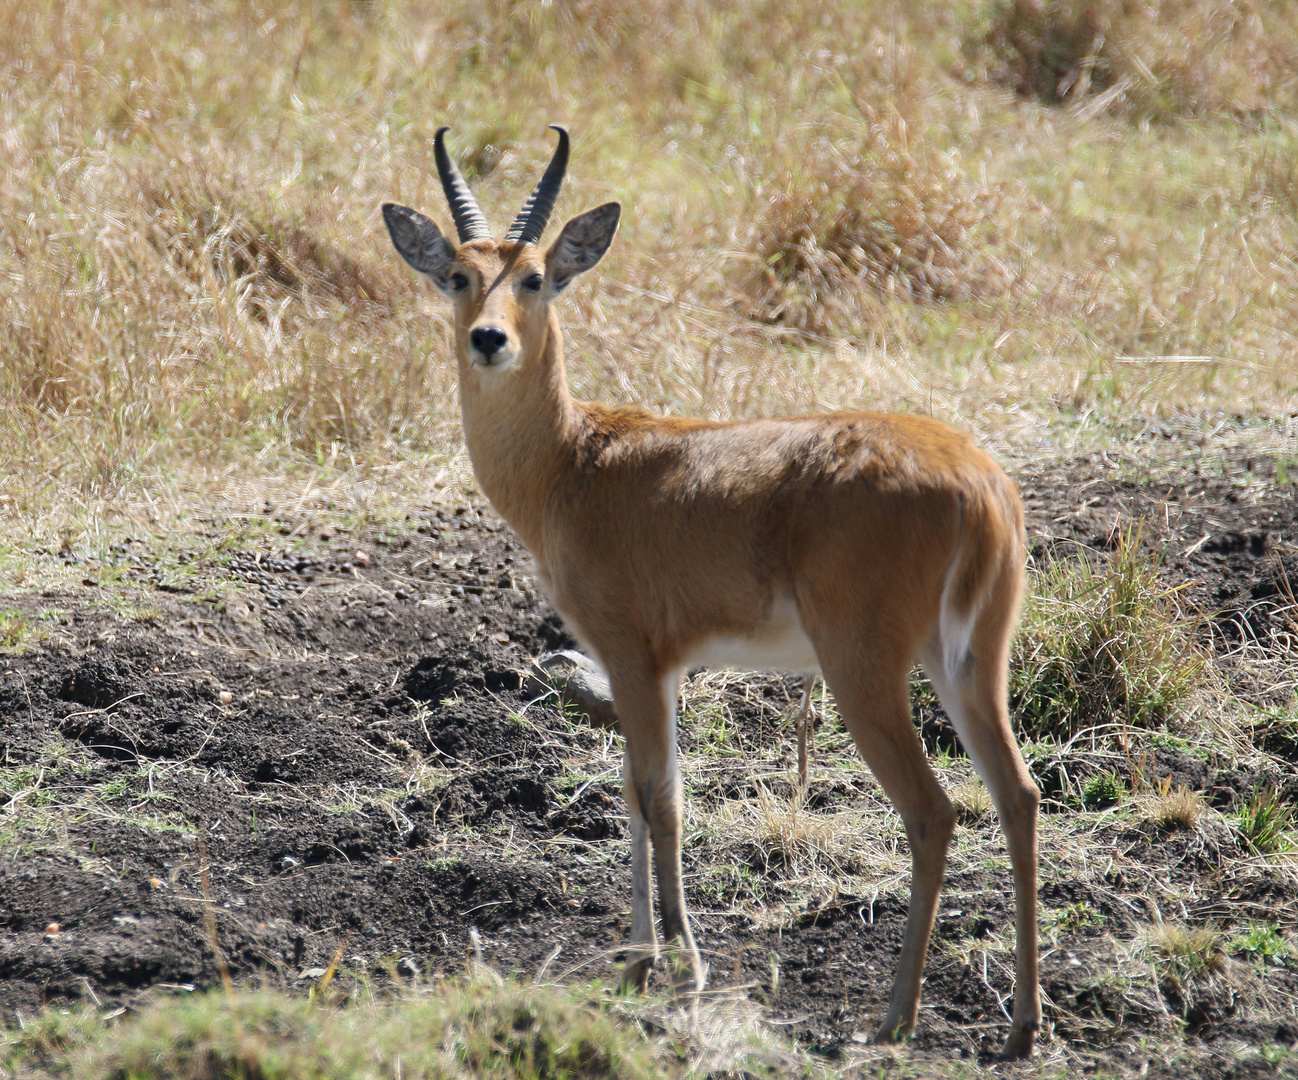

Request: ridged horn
left=434, top=127, right=492, bottom=243
left=504, top=125, right=569, bottom=245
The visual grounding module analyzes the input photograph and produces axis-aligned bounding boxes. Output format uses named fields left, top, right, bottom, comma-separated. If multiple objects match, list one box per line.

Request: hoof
left=668, top=966, right=704, bottom=999
left=664, top=945, right=705, bottom=998
left=620, top=955, right=654, bottom=993
left=872, top=1018, right=913, bottom=1046
left=998, top=1023, right=1038, bottom=1060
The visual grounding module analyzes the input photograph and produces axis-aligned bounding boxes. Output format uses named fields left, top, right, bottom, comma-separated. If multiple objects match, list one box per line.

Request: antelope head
left=382, top=126, right=621, bottom=377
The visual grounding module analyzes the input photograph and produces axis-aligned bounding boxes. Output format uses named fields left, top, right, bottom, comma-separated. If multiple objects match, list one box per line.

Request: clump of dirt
left=0, top=451, right=1294, bottom=1077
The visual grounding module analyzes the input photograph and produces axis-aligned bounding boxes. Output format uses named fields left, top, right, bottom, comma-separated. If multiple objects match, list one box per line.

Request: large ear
left=545, top=202, right=620, bottom=295
left=382, top=203, right=456, bottom=293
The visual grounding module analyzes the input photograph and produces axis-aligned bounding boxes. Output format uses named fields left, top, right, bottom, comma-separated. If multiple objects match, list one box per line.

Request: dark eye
left=450, top=272, right=469, bottom=292
left=522, top=273, right=544, bottom=292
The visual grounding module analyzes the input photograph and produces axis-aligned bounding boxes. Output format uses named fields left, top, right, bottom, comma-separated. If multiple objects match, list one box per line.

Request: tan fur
left=387, top=215, right=1042, bottom=1059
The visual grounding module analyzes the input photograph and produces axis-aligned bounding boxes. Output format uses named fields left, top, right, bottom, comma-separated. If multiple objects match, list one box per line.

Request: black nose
left=470, top=326, right=508, bottom=358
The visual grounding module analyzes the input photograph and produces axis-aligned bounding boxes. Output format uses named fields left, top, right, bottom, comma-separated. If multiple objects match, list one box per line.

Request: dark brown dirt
left=1, top=450, right=1295, bottom=1075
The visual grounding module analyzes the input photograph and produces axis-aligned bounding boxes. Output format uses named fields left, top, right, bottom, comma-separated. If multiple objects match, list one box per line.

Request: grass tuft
left=1081, top=769, right=1123, bottom=810
left=736, top=123, right=1005, bottom=332
left=1145, top=923, right=1223, bottom=982
left=1141, top=778, right=1205, bottom=831
left=949, top=778, right=993, bottom=822
left=703, top=781, right=871, bottom=882
left=1012, top=526, right=1206, bottom=742
left=1235, top=784, right=1296, bottom=857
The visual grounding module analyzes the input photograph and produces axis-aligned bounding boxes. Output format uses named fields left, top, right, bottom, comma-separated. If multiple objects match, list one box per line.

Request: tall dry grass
left=1, top=0, right=1296, bottom=525
left=984, top=0, right=1298, bottom=119
left=735, top=116, right=1010, bottom=332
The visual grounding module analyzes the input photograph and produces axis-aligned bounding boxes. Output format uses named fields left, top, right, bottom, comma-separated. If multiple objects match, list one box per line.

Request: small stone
left=353, top=550, right=371, bottom=566
left=526, top=651, right=617, bottom=729
left=219, top=690, right=233, bottom=704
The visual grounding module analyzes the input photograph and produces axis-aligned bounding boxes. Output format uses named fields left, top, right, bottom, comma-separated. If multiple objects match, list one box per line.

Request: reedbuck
left=382, top=127, right=1042, bottom=1058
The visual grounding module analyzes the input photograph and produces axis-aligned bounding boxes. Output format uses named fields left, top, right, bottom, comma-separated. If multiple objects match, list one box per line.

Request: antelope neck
left=457, top=308, right=578, bottom=552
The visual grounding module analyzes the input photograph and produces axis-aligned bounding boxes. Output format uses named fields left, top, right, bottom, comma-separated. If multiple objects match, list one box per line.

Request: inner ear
left=545, top=202, right=621, bottom=293
left=382, top=203, right=456, bottom=291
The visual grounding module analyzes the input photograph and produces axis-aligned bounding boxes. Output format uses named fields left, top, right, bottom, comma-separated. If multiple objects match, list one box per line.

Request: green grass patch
left=1228, top=924, right=1292, bottom=968
left=1235, top=785, right=1297, bottom=857
left=1080, top=770, right=1124, bottom=811
left=0, top=608, right=49, bottom=651
left=0, top=977, right=794, bottom=1080
left=1047, top=901, right=1105, bottom=934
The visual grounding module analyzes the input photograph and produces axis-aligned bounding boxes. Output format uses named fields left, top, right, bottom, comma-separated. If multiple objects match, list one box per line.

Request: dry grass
left=0, top=0, right=1296, bottom=532
left=700, top=781, right=880, bottom=882
left=1143, top=922, right=1223, bottom=981
left=949, top=777, right=994, bottom=822
left=1139, top=778, right=1206, bottom=831
left=734, top=117, right=1008, bottom=332
left=984, top=0, right=1298, bottom=119
left=1012, top=526, right=1208, bottom=741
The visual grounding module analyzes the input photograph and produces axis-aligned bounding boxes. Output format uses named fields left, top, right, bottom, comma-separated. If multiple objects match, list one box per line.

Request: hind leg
left=922, top=634, right=1040, bottom=1058
left=795, top=677, right=814, bottom=789
left=811, top=636, right=956, bottom=1043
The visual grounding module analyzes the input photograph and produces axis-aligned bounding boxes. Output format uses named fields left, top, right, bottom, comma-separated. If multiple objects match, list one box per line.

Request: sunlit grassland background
left=2, top=6, right=1298, bottom=1075
left=2, top=0, right=1296, bottom=533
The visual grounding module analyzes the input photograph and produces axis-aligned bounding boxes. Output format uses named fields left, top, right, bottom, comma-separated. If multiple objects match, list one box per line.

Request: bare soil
left=1, top=445, right=1295, bottom=1076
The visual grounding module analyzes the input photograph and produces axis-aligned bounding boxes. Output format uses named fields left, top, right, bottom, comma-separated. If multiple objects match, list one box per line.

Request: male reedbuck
left=382, top=127, right=1042, bottom=1058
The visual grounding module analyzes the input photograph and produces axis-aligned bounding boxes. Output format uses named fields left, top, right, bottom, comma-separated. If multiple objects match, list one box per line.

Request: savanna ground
left=2, top=0, right=1297, bottom=1076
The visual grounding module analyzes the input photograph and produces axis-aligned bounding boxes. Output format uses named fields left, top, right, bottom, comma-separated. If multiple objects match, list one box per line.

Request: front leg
left=620, top=771, right=657, bottom=990
left=611, top=662, right=702, bottom=995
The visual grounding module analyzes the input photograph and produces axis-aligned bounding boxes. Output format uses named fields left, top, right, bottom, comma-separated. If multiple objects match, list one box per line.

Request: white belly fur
left=683, top=597, right=820, bottom=675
